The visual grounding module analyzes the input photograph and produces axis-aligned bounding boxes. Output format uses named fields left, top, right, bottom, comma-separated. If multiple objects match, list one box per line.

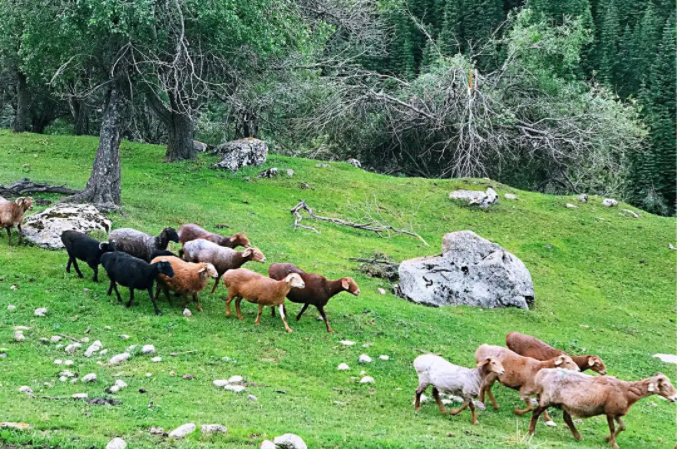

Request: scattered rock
left=337, top=363, right=350, bottom=371
left=64, top=343, right=82, bottom=353
left=224, top=385, right=246, bottom=393
left=149, top=427, right=165, bottom=436
left=213, top=379, right=229, bottom=388
left=39, top=337, right=49, bottom=344
left=182, top=374, right=195, bottom=380
left=258, top=167, right=279, bottom=178
left=653, top=354, right=677, bottom=365
left=14, top=331, right=25, bottom=342
left=126, top=345, right=138, bottom=352
left=18, top=386, right=33, bottom=395
left=565, top=203, right=578, bottom=209
left=362, top=343, right=373, bottom=348
left=10, top=285, right=17, bottom=291
left=141, top=345, right=156, bottom=355
left=212, top=138, right=268, bottom=172
left=340, top=340, right=356, bottom=346
left=578, top=194, right=588, bottom=203
left=106, top=438, right=126, bottom=449
left=260, top=441, right=276, bottom=449
left=358, top=354, right=372, bottom=364
left=7, top=305, right=16, bottom=311
left=359, top=376, right=374, bottom=384
left=119, top=334, right=130, bottom=340
left=151, top=356, right=162, bottom=363
left=109, top=352, right=131, bottom=365
left=315, top=163, right=329, bottom=168
left=13, top=326, right=29, bottom=331
left=449, top=187, right=498, bottom=208
left=622, top=209, right=640, bottom=218
left=50, top=336, right=62, bottom=343
left=274, top=433, right=308, bottom=449
left=378, top=355, right=390, bottom=361
left=21, top=203, right=112, bottom=249
left=183, top=308, right=192, bottom=317
left=602, top=198, right=618, bottom=207
left=72, top=393, right=88, bottom=399
left=64, top=360, right=74, bottom=366
left=299, top=182, right=310, bottom=190
left=169, top=423, right=196, bottom=439
left=81, top=373, right=97, bottom=383
left=669, top=244, right=677, bottom=251
left=285, top=169, right=294, bottom=177
left=99, top=349, right=108, bottom=355
left=228, top=375, right=244, bottom=384
left=346, top=158, right=361, bottom=168
left=193, top=140, right=208, bottom=152
left=545, top=420, right=557, bottom=427
left=398, top=230, right=535, bottom=310
left=145, top=373, right=152, bottom=377
left=248, top=394, right=258, bottom=402
left=54, top=359, right=63, bottom=365
left=377, top=288, right=386, bottom=295
left=504, top=193, right=517, bottom=200
left=573, top=419, right=583, bottom=425
left=201, top=424, right=227, bottom=434
left=81, top=337, right=89, bottom=343
left=84, top=341, right=103, bottom=357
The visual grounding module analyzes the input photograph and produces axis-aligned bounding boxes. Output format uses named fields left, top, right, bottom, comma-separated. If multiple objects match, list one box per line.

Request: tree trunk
left=62, top=82, right=126, bottom=211
left=31, top=115, right=48, bottom=134
left=165, top=109, right=196, bottom=161
left=73, top=99, right=89, bottom=135
left=12, top=72, right=30, bottom=133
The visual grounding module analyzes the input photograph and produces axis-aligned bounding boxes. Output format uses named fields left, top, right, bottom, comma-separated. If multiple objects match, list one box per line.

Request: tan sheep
left=0, top=197, right=34, bottom=245
left=151, top=256, right=218, bottom=312
left=221, top=268, right=305, bottom=333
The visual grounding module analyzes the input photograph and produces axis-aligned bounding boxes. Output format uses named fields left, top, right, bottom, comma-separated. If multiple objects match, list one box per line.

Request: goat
left=108, top=227, right=179, bottom=262
left=0, top=197, right=33, bottom=245
left=61, top=230, right=116, bottom=282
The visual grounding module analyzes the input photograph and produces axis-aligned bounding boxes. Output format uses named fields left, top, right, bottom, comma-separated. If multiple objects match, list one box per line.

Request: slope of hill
left=0, top=130, right=675, bottom=449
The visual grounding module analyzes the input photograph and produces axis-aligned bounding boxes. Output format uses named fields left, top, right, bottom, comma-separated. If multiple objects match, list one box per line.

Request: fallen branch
left=0, top=178, right=79, bottom=197
left=59, top=333, right=81, bottom=342
left=290, top=200, right=428, bottom=246
left=170, top=350, right=197, bottom=357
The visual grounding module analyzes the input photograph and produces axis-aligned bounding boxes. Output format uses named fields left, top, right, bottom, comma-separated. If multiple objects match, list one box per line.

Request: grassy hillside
left=0, top=130, right=675, bottom=449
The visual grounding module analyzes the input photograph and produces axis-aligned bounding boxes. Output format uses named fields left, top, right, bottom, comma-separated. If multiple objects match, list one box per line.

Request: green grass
left=0, top=130, right=675, bottom=449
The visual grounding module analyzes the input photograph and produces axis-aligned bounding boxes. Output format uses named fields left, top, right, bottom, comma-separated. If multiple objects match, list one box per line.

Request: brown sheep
left=151, top=256, right=218, bottom=312
left=221, top=268, right=305, bottom=333
left=475, top=344, right=579, bottom=422
left=529, top=369, right=676, bottom=448
left=506, top=331, right=607, bottom=375
left=178, top=223, right=250, bottom=250
left=268, top=263, right=360, bottom=333
left=0, top=197, right=34, bottom=245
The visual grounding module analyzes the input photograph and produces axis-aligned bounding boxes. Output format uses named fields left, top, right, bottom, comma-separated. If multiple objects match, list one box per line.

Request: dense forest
left=0, top=0, right=674, bottom=214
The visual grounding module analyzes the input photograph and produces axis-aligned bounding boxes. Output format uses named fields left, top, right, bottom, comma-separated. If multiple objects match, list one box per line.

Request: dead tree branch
left=0, top=178, right=79, bottom=197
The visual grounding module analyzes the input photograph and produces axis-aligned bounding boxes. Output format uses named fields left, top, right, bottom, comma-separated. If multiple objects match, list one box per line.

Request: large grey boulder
left=212, top=138, right=268, bottom=172
left=449, top=187, right=498, bottom=208
left=398, top=231, right=534, bottom=309
left=21, top=203, right=111, bottom=249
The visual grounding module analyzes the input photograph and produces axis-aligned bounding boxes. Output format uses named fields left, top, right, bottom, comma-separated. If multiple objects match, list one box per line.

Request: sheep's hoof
left=286, top=328, right=294, bottom=333
left=472, top=420, right=479, bottom=425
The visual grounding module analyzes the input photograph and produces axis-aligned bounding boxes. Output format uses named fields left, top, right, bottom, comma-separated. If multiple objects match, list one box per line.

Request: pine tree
left=597, top=0, right=621, bottom=85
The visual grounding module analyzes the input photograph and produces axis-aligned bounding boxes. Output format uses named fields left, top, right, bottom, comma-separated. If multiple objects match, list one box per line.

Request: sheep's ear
left=341, top=278, right=350, bottom=290
left=99, top=242, right=107, bottom=250
left=588, top=357, right=596, bottom=366
left=648, top=383, right=656, bottom=392
left=477, top=358, right=490, bottom=367
left=198, top=267, right=206, bottom=274
left=554, top=358, right=563, bottom=366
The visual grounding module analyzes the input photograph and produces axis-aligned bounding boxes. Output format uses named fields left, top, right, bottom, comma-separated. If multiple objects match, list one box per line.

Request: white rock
left=337, top=363, right=350, bottom=371
left=54, top=359, right=63, bottom=365
left=346, top=158, right=362, bottom=168
left=362, top=343, right=373, bottom=348
left=14, top=331, right=25, bottom=342
left=72, top=393, right=88, bottom=399
left=228, top=375, right=243, bottom=384
left=653, top=354, right=677, bottom=365
left=273, top=434, right=308, bottom=449
left=377, top=288, right=386, bottom=295
left=81, top=337, right=89, bottom=343
left=104, top=325, right=111, bottom=330
left=622, top=209, right=640, bottom=218
left=578, top=194, right=588, bottom=203
left=340, top=340, right=356, bottom=346
left=108, top=385, right=121, bottom=393
left=70, top=378, right=78, bottom=383
left=360, top=370, right=366, bottom=375
left=21, top=203, right=112, bottom=249
left=359, top=376, right=375, bottom=384
left=109, top=352, right=131, bottom=365
left=106, top=437, right=127, bottom=449
left=168, top=423, right=196, bottom=439
left=378, top=355, right=390, bottom=361
left=248, top=394, right=258, bottom=402
left=18, top=386, right=33, bottom=394
left=358, top=354, right=372, bottom=364
left=224, top=384, right=246, bottom=393
left=81, top=373, right=97, bottom=383
left=565, top=203, right=578, bottom=209
left=59, top=370, right=76, bottom=377
left=222, top=357, right=231, bottom=361
left=213, top=379, right=229, bottom=388
left=84, top=341, right=103, bottom=357
left=449, top=187, right=498, bottom=208
left=260, top=441, right=276, bottom=449
left=64, top=343, right=82, bottom=353
left=119, top=334, right=130, bottom=340
left=34, top=308, right=48, bottom=317
left=602, top=198, right=618, bottom=207
left=64, top=360, right=74, bottom=366
left=145, top=373, right=152, bottom=377
left=50, top=336, right=62, bottom=343
left=7, top=305, right=16, bottom=311
left=151, top=356, right=162, bottom=362
left=114, top=379, right=128, bottom=388
left=13, top=325, right=30, bottom=331
left=10, top=284, right=17, bottom=291
left=183, top=308, right=192, bottom=317
left=141, top=345, right=155, bottom=355
left=126, top=345, right=137, bottom=352
left=59, top=376, right=67, bottom=382
left=99, top=349, right=109, bottom=356
left=201, top=424, right=227, bottom=434
left=545, top=420, right=557, bottom=427
left=504, top=193, right=518, bottom=200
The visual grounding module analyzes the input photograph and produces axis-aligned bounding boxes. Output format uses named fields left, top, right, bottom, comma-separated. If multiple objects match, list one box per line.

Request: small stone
left=141, top=345, right=156, bottom=355
left=72, top=393, right=88, bottom=399
left=378, top=355, right=390, bottom=361
left=13, top=326, right=29, bottom=331
left=377, top=288, right=386, bottom=295
left=50, top=336, right=62, bottom=343
left=54, top=359, right=63, bottom=365
left=145, top=373, right=152, bottom=377
left=602, top=198, right=618, bottom=207
left=340, top=340, right=356, bottom=346
left=151, top=356, right=162, bottom=363
left=7, top=305, right=16, bottom=311
left=64, top=343, right=82, bottom=353
left=337, top=363, right=350, bottom=371
left=362, top=343, right=373, bottom=348
left=334, top=401, right=346, bottom=406
left=104, top=325, right=111, bottom=330
left=14, top=331, right=25, bottom=342
left=224, top=384, right=246, bottom=393
left=183, top=308, right=192, bottom=317
left=182, top=374, right=195, bottom=380
left=358, top=354, right=372, bottom=364
left=346, top=158, right=361, bottom=168
left=59, top=370, right=76, bottom=377
left=64, top=360, right=74, bottom=366
left=248, top=394, right=258, bottom=402
left=565, top=203, right=578, bottom=209
left=504, top=193, right=517, bottom=200
left=114, top=379, right=127, bottom=388
left=285, top=169, right=294, bottom=177
left=10, top=285, right=17, bottom=291
left=84, top=288, right=91, bottom=294
left=126, top=345, right=137, bottom=352
left=169, top=423, right=196, bottom=439
left=170, top=371, right=177, bottom=376
left=273, top=434, right=308, bottom=449
left=59, top=376, right=67, bottom=382
left=213, top=379, right=229, bottom=388
left=106, top=437, right=127, bottom=449
left=201, top=424, right=227, bottom=434
left=81, top=373, right=97, bottom=383
left=81, top=337, right=89, bottom=343
left=578, top=194, right=588, bottom=203
left=84, top=341, right=103, bottom=357
left=119, top=334, right=130, bottom=340
left=359, top=376, right=375, bottom=384
left=149, top=427, right=164, bottom=436
left=18, top=386, right=33, bottom=394
left=108, top=385, right=121, bottom=393
left=545, top=420, right=557, bottom=427
left=109, top=352, right=131, bottom=365
left=315, top=163, right=329, bottom=168
left=221, top=357, right=231, bottom=361
left=99, top=349, right=109, bottom=356
left=34, top=307, right=48, bottom=317
left=573, top=419, right=583, bottom=425
left=260, top=441, right=276, bottom=449
left=70, top=378, right=78, bottom=383
left=228, top=375, right=243, bottom=384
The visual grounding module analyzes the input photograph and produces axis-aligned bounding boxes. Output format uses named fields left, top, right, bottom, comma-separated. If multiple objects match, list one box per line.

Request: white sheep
left=413, top=354, right=505, bottom=425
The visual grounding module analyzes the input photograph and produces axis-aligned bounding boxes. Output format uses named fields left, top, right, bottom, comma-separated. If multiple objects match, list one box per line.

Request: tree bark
left=146, top=90, right=196, bottom=161
left=12, top=72, right=30, bottom=133
left=61, top=82, right=126, bottom=211
left=72, top=99, right=89, bottom=135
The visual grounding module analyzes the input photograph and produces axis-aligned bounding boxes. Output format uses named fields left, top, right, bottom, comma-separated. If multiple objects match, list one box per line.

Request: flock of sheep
left=2, top=195, right=675, bottom=449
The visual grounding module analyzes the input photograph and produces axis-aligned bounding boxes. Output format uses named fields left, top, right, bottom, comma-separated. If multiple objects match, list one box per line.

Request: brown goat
left=178, top=223, right=250, bottom=249
left=529, top=369, right=676, bottom=448
left=475, top=344, right=579, bottom=421
left=506, top=331, right=607, bottom=375
left=222, top=268, right=305, bottom=333
left=0, top=197, right=33, bottom=245
left=268, top=263, right=360, bottom=333
left=151, top=256, right=218, bottom=312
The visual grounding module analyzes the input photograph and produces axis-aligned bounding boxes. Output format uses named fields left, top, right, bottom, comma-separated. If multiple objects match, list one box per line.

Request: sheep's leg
left=614, top=417, right=625, bottom=437
left=225, top=294, right=235, bottom=317
left=317, top=305, right=334, bottom=333
left=449, top=401, right=468, bottom=416
left=562, top=410, right=583, bottom=440
left=528, top=406, right=548, bottom=435
left=513, top=390, right=534, bottom=415
left=6, top=227, right=11, bottom=246
left=162, top=285, right=174, bottom=305
left=271, top=306, right=276, bottom=317
left=542, top=409, right=555, bottom=424
left=91, top=264, right=99, bottom=282
left=125, top=288, right=135, bottom=308
left=279, top=304, right=293, bottom=333
left=432, top=388, right=446, bottom=415
left=481, top=375, right=499, bottom=409
left=468, top=399, right=478, bottom=425
left=235, top=297, right=244, bottom=320
left=148, top=287, right=162, bottom=315
left=193, top=293, right=202, bottom=312
left=71, top=258, right=84, bottom=278
left=17, top=224, right=23, bottom=244
left=414, top=384, right=427, bottom=411
left=605, top=415, right=618, bottom=449
left=210, top=277, right=219, bottom=294
left=66, top=256, right=72, bottom=273
left=254, top=304, right=263, bottom=325
left=110, top=281, right=123, bottom=303
left=296, top=303, right=309, bottom=321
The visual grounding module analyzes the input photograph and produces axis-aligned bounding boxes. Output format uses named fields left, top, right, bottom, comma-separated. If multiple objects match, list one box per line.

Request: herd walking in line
left=1, top=196, right=675, bottom=449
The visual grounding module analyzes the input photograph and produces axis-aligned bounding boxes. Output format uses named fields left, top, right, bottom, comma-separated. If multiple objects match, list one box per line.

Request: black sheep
left=61, top=230, right=116, bottom=282
left=100, top=252, right=174, bottom=315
